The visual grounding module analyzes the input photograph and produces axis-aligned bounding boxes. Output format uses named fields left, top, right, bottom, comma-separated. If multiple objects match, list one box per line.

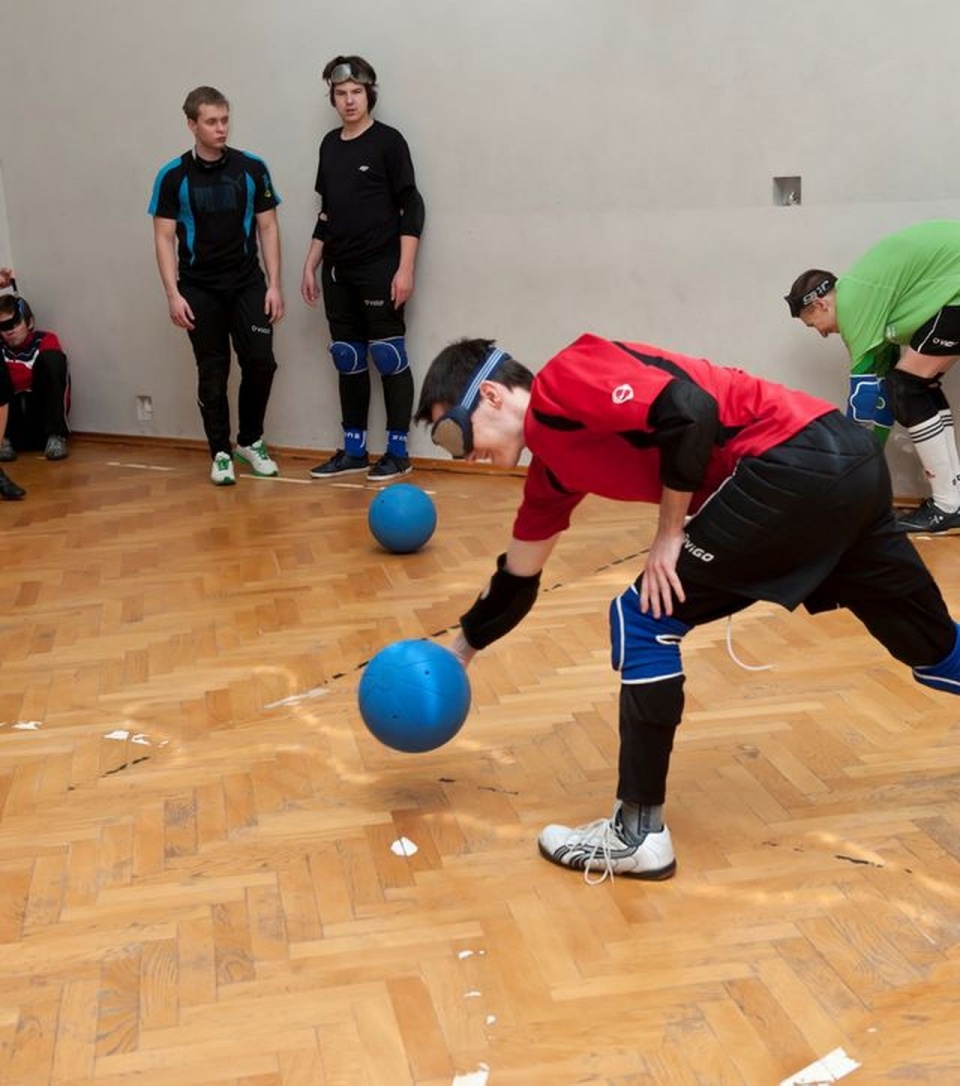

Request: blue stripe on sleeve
left=147, top=156, right=183, bottom=215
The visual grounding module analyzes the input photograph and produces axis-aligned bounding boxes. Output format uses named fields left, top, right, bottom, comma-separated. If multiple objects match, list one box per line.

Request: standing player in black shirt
left=300, top=56, right=425, bottom=480
left=150, top=86, right=284, bottom=486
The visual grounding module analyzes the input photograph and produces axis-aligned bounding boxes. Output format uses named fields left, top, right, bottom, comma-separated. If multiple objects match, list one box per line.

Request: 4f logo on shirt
left=612, top=384, right=634, bottom=404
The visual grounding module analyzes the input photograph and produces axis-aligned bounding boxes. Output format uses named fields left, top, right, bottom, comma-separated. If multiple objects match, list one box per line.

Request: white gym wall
left=2, top=0, right=959, bottom=495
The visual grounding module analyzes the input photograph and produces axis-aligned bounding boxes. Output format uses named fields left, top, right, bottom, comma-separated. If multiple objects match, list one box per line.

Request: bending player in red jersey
left=415, top=334, right=960, bottom=883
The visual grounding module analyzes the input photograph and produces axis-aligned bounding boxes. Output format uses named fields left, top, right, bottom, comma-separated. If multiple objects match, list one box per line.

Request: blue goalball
left=358, top=640, right=471, bottom=753
left=368, top=483, right=437, bottom=554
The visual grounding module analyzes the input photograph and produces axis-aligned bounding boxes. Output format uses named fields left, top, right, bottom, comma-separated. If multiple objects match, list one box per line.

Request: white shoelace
left=567, top=816, right=625, bottom=885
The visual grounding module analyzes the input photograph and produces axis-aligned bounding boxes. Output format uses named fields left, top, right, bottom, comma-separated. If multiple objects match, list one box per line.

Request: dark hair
left=414, top=338, right=535, bottom=424
left=0, top=294, right=32, bottom=326
left=322, top=55, right=378, bottom=111
left=785, top=268, right=837, bottom=316
left=182, top=86, right=229, bottom=121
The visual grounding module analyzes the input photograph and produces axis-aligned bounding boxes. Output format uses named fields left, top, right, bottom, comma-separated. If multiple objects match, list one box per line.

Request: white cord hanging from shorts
left=725, top=615, right=775, bottom=671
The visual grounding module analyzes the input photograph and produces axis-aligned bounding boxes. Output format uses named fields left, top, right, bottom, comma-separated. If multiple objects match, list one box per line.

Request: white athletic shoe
left=234, top=438, right=278, bottom=477
left=210, top=451, right=236, bottom=486
left=538, top=803, right=676, bottom=884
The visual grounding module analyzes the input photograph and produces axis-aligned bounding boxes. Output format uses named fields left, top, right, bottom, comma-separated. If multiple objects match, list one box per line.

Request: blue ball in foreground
left=368, top=483, right=437, bottom=554
left=358, top=640, right=471, bottom=752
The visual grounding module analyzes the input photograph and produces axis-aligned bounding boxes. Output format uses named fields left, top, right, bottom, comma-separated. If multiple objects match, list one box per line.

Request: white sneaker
left=234, top=438, right=278, bottom=477
left=538, top=804, right=676, bottom=884
left=210, top=451, right=236, bottom=486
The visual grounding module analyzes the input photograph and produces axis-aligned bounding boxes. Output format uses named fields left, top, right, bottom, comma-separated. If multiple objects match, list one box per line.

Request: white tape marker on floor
left=452, top=1065, right=489, bottom=1086
left=106, top=462, right=176, bottom=472
left=264, top=687, right=330, bottom=709
left=780, top=1047, right=861, bottom=1085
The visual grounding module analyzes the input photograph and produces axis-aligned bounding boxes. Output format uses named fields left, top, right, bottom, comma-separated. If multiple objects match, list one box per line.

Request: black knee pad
left=887, top=368, right=945, bottom=427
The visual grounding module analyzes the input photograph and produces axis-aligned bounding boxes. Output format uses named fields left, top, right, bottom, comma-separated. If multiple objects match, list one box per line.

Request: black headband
left=785, top=275, right=836, bottom=318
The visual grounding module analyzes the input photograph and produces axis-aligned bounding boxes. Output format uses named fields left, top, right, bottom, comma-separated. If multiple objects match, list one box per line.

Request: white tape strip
left=780, top=1047, right=861, bottom=1085
left=452, top=1065, right=489, bottom=1086
left=264, top=686, right=329, bottom=708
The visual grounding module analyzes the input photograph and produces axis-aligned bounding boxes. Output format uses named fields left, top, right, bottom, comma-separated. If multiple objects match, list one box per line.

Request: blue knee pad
left=330, top=340, right=368, bottom=374
left=913, top=622, right=960, bottom=694
left=369, top=336, right=409, bottom=376
left=609, top=585, right=690, bottom=683
left=848, top=375, right=894, bottom=428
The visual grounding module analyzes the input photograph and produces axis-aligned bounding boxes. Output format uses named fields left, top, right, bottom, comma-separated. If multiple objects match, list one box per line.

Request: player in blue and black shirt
left=149, top=86, right=285, bottom=485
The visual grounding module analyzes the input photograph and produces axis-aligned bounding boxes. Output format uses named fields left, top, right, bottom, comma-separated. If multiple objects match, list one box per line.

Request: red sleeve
left=38, top=331, right=62, bottom=352
left=512, top=456, right=585, bottom=540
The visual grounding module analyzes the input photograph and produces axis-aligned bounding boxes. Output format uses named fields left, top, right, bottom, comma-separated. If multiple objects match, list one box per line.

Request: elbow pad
left=648, top=381, right=719, bottom=491
left=312, top=214, right=329, bottom=242
left=460, top=553, right=541, bottom=650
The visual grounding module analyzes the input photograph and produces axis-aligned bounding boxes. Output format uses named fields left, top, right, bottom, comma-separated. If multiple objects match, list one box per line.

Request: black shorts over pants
left=674, top=411, right=953, bottom=663
left=321, top=245, right=406, bottom=343
left=618, top=412, right=955, bottom=805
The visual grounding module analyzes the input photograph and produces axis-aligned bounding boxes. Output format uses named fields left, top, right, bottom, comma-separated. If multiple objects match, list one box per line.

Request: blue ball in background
left=358, top=640, right=471, bottom=752
left=368, top=483, right=437, bottom=554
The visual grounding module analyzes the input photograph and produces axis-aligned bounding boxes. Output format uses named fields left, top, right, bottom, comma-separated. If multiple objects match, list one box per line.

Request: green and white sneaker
left=234, top=438, right=278, bottom=477
left=211, top=451, right=236, bottom=486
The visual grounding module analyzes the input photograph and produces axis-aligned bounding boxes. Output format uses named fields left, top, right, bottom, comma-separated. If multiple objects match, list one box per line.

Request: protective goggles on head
left=0, top=294, right=25, bottom=332
left=327, top=62, right=373, bottom=86
left=431, top=348, right=509, bottom=458
left=784, top=275, right=836, bottom=318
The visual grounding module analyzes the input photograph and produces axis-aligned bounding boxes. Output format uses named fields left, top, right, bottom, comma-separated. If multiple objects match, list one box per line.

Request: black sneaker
left=897, top=498, right=960, bottom=534
left=309, top=449, right=370, bottom=478
left=0, top=468, right=26, bottom=500
left=367, top=453, right=412, bottom=480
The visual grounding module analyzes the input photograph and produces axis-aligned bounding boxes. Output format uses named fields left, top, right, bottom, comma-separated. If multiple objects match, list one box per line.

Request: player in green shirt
left=785, top=220, right=960, bottom=534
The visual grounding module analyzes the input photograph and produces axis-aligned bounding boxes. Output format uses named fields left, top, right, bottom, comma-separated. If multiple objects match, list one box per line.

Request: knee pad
left=329, top=340, right=368, bottom=374
left=609, top=585, right=690, bottom=683
left=848, top=375, right=894, bottom=428
left=887, top=368, right=944, bottom=428
left=913, top=621, right=960, bottom=695
left=369, top=336, right=409, bottom=376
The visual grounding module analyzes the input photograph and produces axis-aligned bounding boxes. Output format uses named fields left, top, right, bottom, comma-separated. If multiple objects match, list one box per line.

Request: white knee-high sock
left=908, top=412, right=960, bottom=511
left=940, top=408, right=960, bottom=498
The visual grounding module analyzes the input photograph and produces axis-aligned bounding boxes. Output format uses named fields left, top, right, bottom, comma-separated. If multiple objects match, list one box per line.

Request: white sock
left=908, top=412, right=960, bottom=512
left=940, top=408, right=960, bottom=498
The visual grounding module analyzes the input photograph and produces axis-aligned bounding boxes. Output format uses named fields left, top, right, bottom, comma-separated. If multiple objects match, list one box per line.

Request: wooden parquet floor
left=2, top=439, right=960, bottom=1085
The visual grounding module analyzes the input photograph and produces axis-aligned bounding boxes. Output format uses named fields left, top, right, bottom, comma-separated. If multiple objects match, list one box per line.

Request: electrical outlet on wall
left=136, top=395, right=153, bottom=421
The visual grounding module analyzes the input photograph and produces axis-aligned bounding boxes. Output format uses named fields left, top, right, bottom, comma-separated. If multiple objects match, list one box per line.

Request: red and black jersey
left=514, top=334, right=835, bottom=541
left=2, top=329, right=63, bottom=396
